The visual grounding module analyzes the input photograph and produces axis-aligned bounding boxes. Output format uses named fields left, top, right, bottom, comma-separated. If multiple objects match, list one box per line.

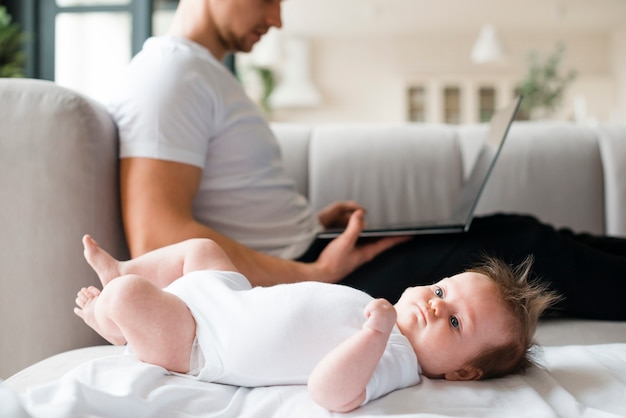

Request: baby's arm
left=308, top=298, right=397, bottom=412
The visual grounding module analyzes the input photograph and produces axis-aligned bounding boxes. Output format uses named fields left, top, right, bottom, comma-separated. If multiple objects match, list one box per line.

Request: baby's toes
left=75, top=287, right=88, bottom=306
left=85, top=286, right=101, bottom=298
left=75, top=286, right=100, bottom=307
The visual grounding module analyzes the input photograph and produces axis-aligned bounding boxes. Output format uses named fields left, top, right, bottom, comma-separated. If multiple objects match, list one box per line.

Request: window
left=5, top=0, right=153, bottom=102
left=443, top=86, right=461, bottom=124
left=55, top=10, right=132, bottom=101
left=152, top=0, right=177, bottom=35
left=49, top=0, right=154, bottom=102
left=6, top=0, right=236, bottom=103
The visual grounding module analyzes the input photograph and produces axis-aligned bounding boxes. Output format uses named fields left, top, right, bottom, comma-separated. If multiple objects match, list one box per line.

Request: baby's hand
left=363, top=298, right=397, bottom=335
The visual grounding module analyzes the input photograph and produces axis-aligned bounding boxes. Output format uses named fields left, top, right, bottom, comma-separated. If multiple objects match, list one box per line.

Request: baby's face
left=395, top=272, right=513, bottom=379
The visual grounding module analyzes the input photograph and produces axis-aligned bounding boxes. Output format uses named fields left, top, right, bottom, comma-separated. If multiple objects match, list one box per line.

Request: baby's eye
left=450, top=316, right=459, bottom=329
left=434, top=287, right=443, bottom=298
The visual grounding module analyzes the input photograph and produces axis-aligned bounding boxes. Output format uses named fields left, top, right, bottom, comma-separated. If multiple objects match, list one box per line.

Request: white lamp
left=471, top=24, right=506, bottom=64
left=250, top=28, right=282, bottom=68
left=269, top=37, right=322, bottom=108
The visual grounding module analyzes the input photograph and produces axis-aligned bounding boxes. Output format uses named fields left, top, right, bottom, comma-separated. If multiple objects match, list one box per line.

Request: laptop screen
left=317, top=95, right=523, bottom=239
left=452, top=95, right=523, bottom=229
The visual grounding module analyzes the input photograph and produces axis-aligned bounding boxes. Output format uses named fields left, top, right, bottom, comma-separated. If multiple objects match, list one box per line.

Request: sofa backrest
left=273, top=122, right=626, bottom=237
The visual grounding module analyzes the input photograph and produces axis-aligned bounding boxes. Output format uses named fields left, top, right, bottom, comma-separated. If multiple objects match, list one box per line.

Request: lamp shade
left=269, top=37, right=322, bottom=108
left=471, top=24, right=506, bottom=64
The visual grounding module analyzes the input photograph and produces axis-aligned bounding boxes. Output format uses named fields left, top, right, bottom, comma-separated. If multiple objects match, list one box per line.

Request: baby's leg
left=74, top=286, right=126, bottom=345
left=82, top=235, right=123, bottom=287
left=84, top=235, right=238, bottom=289
left=75, top=274, right=196, bottom=373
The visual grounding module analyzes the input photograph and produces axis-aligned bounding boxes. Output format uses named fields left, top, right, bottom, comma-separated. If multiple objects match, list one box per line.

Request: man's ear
left=444, top=366, right=483, bottom=381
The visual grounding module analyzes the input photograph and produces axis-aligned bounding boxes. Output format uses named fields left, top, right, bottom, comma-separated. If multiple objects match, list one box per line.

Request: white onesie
left=163, top=270, right=421, bottom=405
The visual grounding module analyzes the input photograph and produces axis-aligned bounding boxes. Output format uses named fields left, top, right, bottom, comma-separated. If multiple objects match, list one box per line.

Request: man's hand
left=317, top=201, right=364, bottom=229
left=314, top=209, right=410, bottom=283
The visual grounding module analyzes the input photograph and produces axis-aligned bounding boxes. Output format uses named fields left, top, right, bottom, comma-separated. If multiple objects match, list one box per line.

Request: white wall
left=611, top=24, right=626, bottom=122
left=265, top=30, right=622, bottom=124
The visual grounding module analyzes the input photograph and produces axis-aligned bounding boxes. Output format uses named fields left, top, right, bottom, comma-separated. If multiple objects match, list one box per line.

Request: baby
left=74, top=235, right=559, bottom=412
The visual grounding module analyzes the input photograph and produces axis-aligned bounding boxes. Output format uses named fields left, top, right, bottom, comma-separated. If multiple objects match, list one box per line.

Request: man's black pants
left=299, top=214, right=626, bottom=320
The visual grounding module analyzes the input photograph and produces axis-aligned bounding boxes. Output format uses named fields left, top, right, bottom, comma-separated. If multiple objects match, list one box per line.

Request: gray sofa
left=1, top=78, right=625, bottom=382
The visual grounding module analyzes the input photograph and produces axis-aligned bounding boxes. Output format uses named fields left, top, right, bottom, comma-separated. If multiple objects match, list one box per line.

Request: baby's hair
left=465, top=255, right=562, bottom=379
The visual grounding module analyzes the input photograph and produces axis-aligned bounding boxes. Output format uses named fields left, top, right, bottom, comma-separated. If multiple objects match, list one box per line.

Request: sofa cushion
left=307, top=124, right=463, bottom=226
left=473, top=122, right=605, bottom=235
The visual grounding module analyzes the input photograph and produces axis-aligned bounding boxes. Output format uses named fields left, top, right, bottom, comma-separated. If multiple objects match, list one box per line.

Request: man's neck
left=168, top=2, right=228, bottom=61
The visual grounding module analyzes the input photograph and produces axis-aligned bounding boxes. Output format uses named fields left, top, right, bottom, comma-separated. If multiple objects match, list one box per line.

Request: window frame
left=5, top=0, right=152, bottom=80
left=4, top=0, right=235, bottom=80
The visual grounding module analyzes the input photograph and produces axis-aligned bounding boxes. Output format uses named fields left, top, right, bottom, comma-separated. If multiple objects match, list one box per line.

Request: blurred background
left=2, top=0, right=625, bottom=124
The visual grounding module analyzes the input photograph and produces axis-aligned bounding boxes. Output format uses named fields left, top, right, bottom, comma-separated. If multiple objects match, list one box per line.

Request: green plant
left=0, top=6, right=27, bottom=78
left=252, top=65, right=275, bottom=115
left=517, top=43, right=577, bottom=119
left=235, top=64, right=275, bottom=116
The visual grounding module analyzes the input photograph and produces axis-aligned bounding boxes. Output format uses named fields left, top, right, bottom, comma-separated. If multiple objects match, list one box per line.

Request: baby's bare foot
left=74, top=286, right=126, bottom=345
left=83, top=235, right=122, bottom=287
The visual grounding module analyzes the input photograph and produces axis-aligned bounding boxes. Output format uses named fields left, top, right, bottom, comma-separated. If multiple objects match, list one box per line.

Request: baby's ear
left=444, top=366, right=483, bottom=381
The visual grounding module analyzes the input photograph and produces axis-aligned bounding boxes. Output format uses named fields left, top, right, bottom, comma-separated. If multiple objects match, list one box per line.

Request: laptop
left=317, top=95, right=522, bottom=239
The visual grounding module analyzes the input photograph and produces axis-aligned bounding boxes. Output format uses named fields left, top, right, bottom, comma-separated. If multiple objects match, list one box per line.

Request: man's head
left=394, top=255, right=560, bottom=380
left=173, top=0, right=282, bottom=60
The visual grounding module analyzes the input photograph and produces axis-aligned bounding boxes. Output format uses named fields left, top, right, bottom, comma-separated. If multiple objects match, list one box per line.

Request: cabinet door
left=407, top=86, right=427, bottom=122
left=443, top=86, right=461, bottom=124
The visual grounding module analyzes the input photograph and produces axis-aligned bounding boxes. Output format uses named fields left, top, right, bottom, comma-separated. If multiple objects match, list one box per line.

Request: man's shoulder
left=110, top=36, right=227, bottom=107
left=140, top=36, right=218, bottom=66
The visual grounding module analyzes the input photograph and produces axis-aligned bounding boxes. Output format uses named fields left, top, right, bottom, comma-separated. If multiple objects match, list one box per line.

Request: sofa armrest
left=596, top=125, right=626, bottom=237
left=0, top=79, right=128, bottom=378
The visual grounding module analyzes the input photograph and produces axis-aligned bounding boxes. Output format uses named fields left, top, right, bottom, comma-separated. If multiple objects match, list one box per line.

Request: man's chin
left=232, top=35, right=258, bottom=52
left=219, top=37, right=253, bottom=55
left=231, top=41, right=254, bottom=54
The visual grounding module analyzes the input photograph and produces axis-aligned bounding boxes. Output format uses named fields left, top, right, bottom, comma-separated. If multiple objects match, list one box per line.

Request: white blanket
left=5, top=344, right=626, bottom=418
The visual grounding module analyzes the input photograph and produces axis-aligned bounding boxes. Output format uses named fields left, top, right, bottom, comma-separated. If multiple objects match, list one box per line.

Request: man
left=111, top=0, right=405, bottom=287
left=108, top=0, right=626, bottom=320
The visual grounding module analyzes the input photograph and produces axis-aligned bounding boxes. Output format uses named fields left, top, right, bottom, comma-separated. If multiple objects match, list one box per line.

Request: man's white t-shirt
left=164, top=270, right=421, bottom=405
left=107, top=36, right=322, bottom=259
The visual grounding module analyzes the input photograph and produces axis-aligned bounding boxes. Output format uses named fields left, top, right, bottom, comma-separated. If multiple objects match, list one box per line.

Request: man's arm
left=308, top=299, right=397, bottom=412
left=120, top=158, right=407, bottom=287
